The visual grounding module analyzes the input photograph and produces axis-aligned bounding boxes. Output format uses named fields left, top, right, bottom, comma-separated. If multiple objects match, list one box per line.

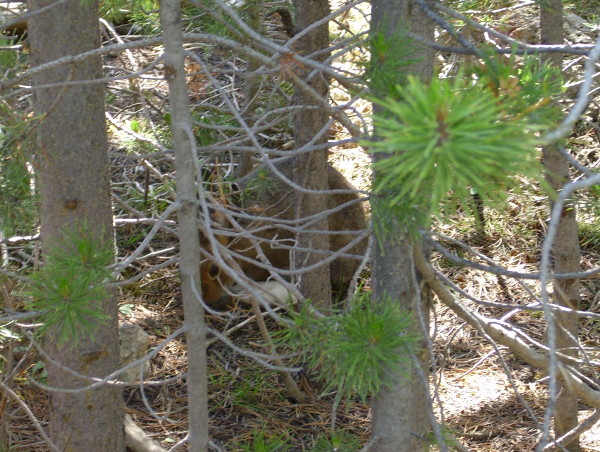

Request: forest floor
left=110, top=146, right=600, bottom=452
left=10, top=92, right=600, bottom=450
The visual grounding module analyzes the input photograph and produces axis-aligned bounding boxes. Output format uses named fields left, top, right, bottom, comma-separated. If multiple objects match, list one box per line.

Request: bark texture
left=29, top=0, right=124, bottom=449
left=541, top=2, right=582, bottom=449
left=291, top=0, right=332, bottom=307
left=160, top=1, right=209, bottom=450
left=236, top=0, right=262, bottom=178
left=370, top=1, right=435, bottom=450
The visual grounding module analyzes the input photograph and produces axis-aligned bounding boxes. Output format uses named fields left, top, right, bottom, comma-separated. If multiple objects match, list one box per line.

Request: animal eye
left=209, top=264, right=220, bottom=279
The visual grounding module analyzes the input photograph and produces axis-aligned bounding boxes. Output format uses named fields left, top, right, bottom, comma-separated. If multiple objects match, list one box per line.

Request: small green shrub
left=238, top=428, right=291, bottom=452
left=312, top=430, right=362, bottom=451
left=278, top=292, right=419, bottom=403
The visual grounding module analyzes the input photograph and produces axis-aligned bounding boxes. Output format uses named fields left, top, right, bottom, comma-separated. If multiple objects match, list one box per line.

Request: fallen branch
left=125, top=414, right=167, bottom=452
left=413, top=247, right=600, bottom=408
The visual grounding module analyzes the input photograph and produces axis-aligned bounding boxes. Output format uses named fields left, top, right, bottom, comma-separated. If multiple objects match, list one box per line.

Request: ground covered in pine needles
left=115, top=161, right=600, bottom=451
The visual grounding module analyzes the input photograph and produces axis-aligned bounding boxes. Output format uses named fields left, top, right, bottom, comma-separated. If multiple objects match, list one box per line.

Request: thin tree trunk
left=160, top=1, right=209, bottom=450
left=237, top=1, right=261, bottom=178
left=28, top=0, right=124, bottom=449
left=291, top=0, right=332, bottom=308
left=540, top=2, right=582, bottom=450
left=370, top=1, right=435, bottom=450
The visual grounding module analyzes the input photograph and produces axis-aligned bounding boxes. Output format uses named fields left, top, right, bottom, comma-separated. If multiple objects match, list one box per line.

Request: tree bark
left=236, top=0, right=262, bottom=178
left=291, top=0, right=332, bottom=308
left=160, top=1, right=210, bottom=450
left=370, top=1, right=435, bottom=450
left=28, top=0, right=124, bottom=450
left=540, top=2, right=582, bottom=450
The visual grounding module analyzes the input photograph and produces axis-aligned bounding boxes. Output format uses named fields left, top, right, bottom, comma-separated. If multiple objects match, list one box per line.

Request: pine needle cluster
left=27, top=227, right=113, bottom=345
left=279, top=293, right=420, bottom=402
left=368, top=53, right=563, bottom=231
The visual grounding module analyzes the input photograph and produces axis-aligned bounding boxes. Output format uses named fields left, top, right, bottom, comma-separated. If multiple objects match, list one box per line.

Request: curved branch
left=413, top=246, right=600, bottom=408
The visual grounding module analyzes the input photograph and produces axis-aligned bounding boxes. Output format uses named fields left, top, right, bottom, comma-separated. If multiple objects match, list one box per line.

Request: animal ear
left=210, top=209, right=229, bottom=229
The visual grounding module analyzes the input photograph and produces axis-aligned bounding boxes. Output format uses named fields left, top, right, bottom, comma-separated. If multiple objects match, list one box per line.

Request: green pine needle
left=368, top=74, right=544, bottom=229
left=27, top=227, right=113, bottom=345
left=279, top=293, right=419, bottom=403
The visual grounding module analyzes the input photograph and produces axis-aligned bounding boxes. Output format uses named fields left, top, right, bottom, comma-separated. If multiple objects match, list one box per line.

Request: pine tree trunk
left=291, top=0, right=332, bottom=308
left=29, top=0, right=124, bottom=449
left=237, top=0, right=261, bottom=178
left=370, top=1, right=435, bottom=450
left=541, top=2, right=582, bottom=450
